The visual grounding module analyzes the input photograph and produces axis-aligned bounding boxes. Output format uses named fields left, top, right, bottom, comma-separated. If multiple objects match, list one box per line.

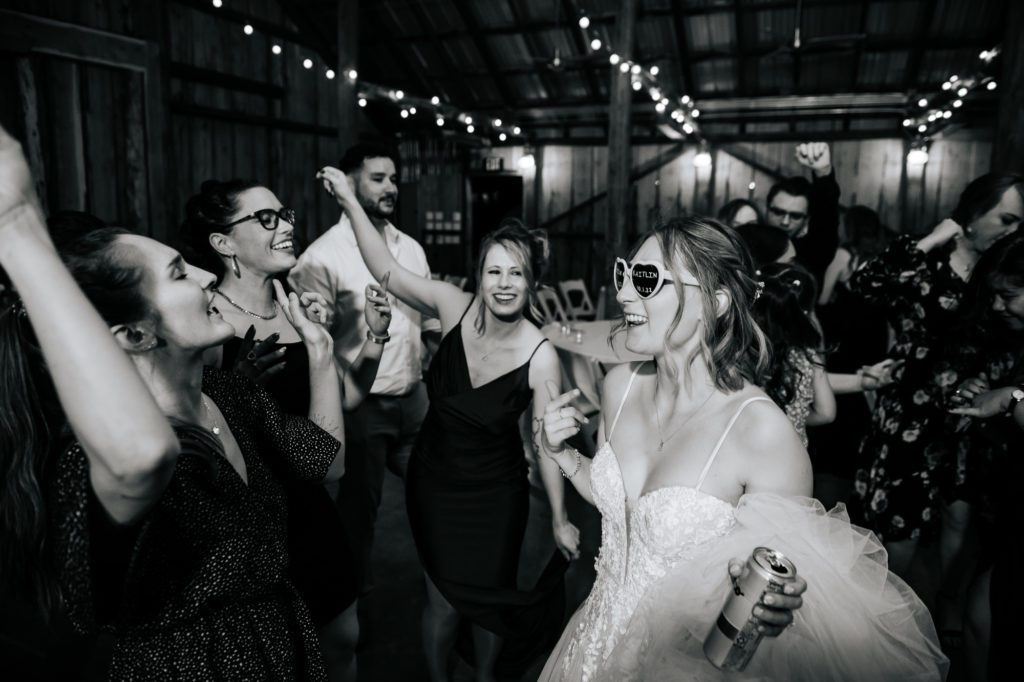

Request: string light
left=957, top=87, right=968, bottom=97
left=499, top=133, right=507, bottom=142
left=347, top=69, right=358, bottom=81
left=395, top=90, right=404, bottom=100
left=465, top=115, right=473, bottom=124
left=212, top=0, right=222, bottom=7
left=358, top=98, right=367, bottom=107
left=512, top=125, right=521, bottom=135
left=987, top=80, right=997, bottom=90
left=631, top=80, right=642, bottom=91
left=302, top=58, right=313, bottom=69
left=631, top=64, right=641, bottom=75
left=907, top=145, right=929, bottom=165
left=400, top=109, right=409, bottom=118
left=941, top=81, right=951, bottom=90
left=493, top=118, right=502, bottom=127
left=590, top=38, right=602, bottom=50
left=619, top=62, right=630, bottom=73
left=578, top=16, right=590, bottom=29
left=609, top=54, right=620, bottom=65
left=748, top=181, right=757, bottom=191
left=902, top=118, right=912, bottom=127
left=271, top=44, right=282, bottom=55
left=431, top=96, right=440, bottom=105
left=409, top=107, right=417, bottom=115
left=917, top=124, right=927, bottom=132
left=942, top=110, right=952, bottom=118
left=681, top=95, right=690, bottom=104
left=466, top=124, right=475, bottom=133
left=650, top=65, right=659, bottom=76
left=243, top=24, right=254, bottom=35
left=683, top=123, right=694, bottom=134
left=655, top=102, right=666, bottom=113
left=953, top=99, right=963, bottom=107
left=917, top=97, right=928, bottom=107
left=693, top=151, right=712, bottom=168
left=325, top=69, right=335, bottom=79
left=436, top=117, right=444, bottom=127
left=691, top=109, right=700, bottom=118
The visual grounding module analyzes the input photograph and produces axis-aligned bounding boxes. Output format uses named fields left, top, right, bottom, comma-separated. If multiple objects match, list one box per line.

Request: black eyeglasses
left=767, top=205, right=807, bottom=223
left=226, top=207, right=296, bottom=230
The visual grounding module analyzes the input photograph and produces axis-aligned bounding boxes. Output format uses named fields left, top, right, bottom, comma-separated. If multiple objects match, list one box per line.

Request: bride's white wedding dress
left=540, top=365, right=947, bottom=681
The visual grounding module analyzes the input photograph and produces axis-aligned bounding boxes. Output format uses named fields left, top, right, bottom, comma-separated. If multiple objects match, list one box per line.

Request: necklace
left=213, top=288, right=277, bottom=320
left=652, top=382, right=716, bottom=451
left=200, top=395, right=222, bottom=437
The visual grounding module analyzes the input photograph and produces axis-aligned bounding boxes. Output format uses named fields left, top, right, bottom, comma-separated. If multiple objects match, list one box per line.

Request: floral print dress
left=847, top=235, right=967, bottom=542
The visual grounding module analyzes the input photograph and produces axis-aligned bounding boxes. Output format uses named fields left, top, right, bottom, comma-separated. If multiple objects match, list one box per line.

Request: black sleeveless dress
left=406, top=312, right=569, bottom=677
left=221, top=338, right=357, bottom=627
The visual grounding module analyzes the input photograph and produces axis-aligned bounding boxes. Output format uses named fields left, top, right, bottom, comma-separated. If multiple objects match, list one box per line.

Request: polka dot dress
left=50, top=367, right=339, bottom=680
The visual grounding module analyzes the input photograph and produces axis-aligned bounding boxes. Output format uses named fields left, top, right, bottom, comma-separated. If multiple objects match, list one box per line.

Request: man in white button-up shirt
left=290, top=143, right=436, bottom=599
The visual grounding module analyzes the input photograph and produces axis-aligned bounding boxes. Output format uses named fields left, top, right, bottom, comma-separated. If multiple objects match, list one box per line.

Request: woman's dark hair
left=951, top=173, right=1024, bottom=230
left=735, top=223, right=792, bottom=268
left=473, top=218, right=549, bottom=334
left=625, top=216, right=770, bottom=392
left=753, top=262, right=823, bottom=409
left=1, top=219, right=151, bottom=617
left=842, top=205, right=890, bottom=262
left=179, top=179, right=261, bottom=280
left=953, top=231, right=1024, bottom=345
left=717, top=199, right=764, bottom=227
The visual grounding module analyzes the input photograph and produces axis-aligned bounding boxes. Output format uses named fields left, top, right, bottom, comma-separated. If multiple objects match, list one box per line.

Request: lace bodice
left=560, top=365, right=770, bottom=681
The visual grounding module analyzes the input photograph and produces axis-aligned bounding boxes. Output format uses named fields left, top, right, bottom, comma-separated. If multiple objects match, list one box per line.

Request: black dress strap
left=457, top=297, right=475, bottom=326
left=527, top=337, right=550, bottom=362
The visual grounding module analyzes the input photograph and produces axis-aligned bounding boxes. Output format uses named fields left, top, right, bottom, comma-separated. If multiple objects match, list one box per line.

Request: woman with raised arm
left=0, top=125, right=344, bottom=680
left=317, top=165, right=579, bottom=682
left=180, top=180, right=392, bottom=681
left=538, top=217, right=946, bottom=681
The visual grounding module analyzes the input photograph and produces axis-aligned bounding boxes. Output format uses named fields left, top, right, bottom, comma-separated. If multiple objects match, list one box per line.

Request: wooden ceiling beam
left=559, top=0, right=602, bottom=100
left=449, top=0, right=517, bottom=108
left=399, top=0, right=475, bottom=107
left=504, top=0, right=563, bottom=102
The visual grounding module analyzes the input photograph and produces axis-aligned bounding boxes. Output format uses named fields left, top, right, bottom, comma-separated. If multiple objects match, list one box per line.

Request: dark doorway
left=467, top=174, right=524, bottom=278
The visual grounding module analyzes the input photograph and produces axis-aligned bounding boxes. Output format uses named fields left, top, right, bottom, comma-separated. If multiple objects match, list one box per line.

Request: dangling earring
left=139, top=339, right=158, bottom=352
left=231, top=255, right=241, bottom=279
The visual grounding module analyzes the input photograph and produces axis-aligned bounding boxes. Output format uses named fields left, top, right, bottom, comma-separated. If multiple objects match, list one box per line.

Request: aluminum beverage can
left=703, top=547, right=798, bottom=671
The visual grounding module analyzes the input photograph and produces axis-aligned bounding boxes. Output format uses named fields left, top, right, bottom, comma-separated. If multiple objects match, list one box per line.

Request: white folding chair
left=443, top=274, right=468, bottom=290
left=558, top=279, right=596, bottom=320
left=537, top=286, right=569, bottom=323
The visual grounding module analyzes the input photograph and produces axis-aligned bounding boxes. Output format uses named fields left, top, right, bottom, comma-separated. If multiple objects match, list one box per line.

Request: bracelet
left=558, top=447, right=582, bottom=479
left=366, top=330, right=390, bottom=345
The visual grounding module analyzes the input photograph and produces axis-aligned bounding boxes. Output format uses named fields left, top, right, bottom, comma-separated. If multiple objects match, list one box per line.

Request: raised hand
left=795, top=142, right=832, bottom=177
left=229, top=324, right=287, bottom=385
left=542, top=381, right=588, bottom=453
left=727, top=559, right=807, bottom=637
left=273, top=280, right=332, bottom=356
left=364, top=271, right=392, bottom=337
left=315, top=165, right=359, bottom=208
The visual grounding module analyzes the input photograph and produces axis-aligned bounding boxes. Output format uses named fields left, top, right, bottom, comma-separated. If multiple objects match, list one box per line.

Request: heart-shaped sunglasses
left=613, top=257, right=700, bottom=299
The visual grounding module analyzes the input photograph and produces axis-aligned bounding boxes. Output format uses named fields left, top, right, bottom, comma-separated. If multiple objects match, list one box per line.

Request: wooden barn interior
left=1, top=0, right=1020, bottom=293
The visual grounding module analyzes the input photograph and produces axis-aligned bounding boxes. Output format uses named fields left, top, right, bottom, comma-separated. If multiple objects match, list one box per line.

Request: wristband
left=366, top=330, right=390, bottom=345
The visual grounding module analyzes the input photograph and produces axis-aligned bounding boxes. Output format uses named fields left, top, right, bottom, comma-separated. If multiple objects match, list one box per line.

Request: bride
left=539, top=217, right=947, bottom=681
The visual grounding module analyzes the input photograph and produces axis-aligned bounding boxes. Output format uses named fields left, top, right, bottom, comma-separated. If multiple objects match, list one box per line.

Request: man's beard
left=361, top=196, right=395, bottom=220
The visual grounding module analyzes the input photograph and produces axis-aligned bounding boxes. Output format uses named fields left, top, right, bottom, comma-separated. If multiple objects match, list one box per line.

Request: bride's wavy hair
left=628, top=216, right=771, bottom=391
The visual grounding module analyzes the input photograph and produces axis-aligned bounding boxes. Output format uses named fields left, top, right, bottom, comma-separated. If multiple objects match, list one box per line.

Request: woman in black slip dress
left=180, top=179, right=393, bottom=681
left=316, top=164, right=581, bottom=682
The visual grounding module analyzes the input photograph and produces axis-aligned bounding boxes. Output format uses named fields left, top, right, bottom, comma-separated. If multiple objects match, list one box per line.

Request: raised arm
left=0, top=128, right=178, bottom=524
left=529, top=343, right=580, bottom=560
left=316, top=166, right=469, bottom=324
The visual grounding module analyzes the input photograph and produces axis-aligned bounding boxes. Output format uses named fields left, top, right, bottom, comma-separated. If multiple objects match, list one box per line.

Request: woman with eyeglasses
left=180, top=180, right=392, bottom=681
left=537, top=217, right=945, bottom=681
left=0, top=126, right=345, bottom=679
left=316, top=165, right=579, bottom=682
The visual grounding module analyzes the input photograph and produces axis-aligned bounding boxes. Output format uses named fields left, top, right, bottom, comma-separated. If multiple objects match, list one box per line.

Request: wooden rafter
left=449, top=0, right=516, bottom=107
left=903, top=0, right=938, bottom=91
left=504, top=0, right=562, bottom=102
left=398, top=0, right=474, bottom=106
left=559, top=0, right=602, bottom=101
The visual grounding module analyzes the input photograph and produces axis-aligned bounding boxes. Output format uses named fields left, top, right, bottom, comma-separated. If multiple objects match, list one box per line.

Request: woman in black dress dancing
left=180, top=180, right=392, bottom=681
left=317, top=165, right=581, bottom=681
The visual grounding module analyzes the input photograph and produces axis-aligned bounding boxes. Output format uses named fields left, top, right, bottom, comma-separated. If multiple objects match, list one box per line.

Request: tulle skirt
left=540, top=493, right=948, bottom=681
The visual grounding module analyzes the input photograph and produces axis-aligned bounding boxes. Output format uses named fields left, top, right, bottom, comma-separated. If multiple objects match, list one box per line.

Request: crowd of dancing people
left=2, top=119, right=1020, bottom=681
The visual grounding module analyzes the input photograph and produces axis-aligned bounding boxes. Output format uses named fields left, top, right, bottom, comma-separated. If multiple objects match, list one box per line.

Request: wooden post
left=606, top=0, right=637, bottom=269
left=992, top=0, right=1024, bottom=173
left=337, top=0, right=358, bottom=156
left=15, top=58, right=47, bottom=215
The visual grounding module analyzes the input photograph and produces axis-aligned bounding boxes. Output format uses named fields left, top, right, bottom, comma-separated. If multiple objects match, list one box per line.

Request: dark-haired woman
left=0, top=125, right=344, bottom=680
left=717, top=198, right=764, bottom=227
left=317, top=165, right=579, bottom=681
left=180, top=180, right=392, bottom=681
left=848, top=174, right=1023, bottom=593
left=538, top=216, right=944, bottom=681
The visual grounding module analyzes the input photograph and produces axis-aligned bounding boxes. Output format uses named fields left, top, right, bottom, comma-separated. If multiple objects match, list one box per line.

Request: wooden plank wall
left=497, top=133, right=992, bottom=288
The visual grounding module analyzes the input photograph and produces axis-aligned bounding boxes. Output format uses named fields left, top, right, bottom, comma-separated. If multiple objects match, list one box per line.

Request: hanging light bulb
left=272, top=44, right=282, bottom=55
left=518, top=153, right=536, bottom=170
left=212, top=0, right=223, bottom=7
left=941, top=81, right=951, bottom=90
left=683, top=122, right=694, bottom=134
left=400, top=109, right=409, bottom=118
left=655, top=102, right=666, bottom=113
left=578, top=15, right=590, bottom=29
left=693, top=150, right=712, bottom=168
left=632, top=79, right=642, bottom=91
left=465, top=115, right=473, bottom=124
left=942, top=110, right=952, bottom=119
left=957, top=87, right=968, bottom=97
left=590, top=38, right=602, bottom=51
left=950, top=74, right=959, bottom=82
left=498, top=132, right=507, bottom=141
left=681, top=95, right=691, bottom=104
left=987, top=80, right=997, bottom=90
left=917, top=97, right=928, bottom=107
left=347, top=69, right=358, bottom=81
left=395, top=90, right=404, bottom=100
left=431, top=96, right=440, bottom=105
left=650, top=88, right=661, bottom=101
left=907, top=145, right=929, bottom=165
left=358, top=98, right=367, bottom=107
left=303, top=58, right=313, bottom=69
left=467, top=124, right=475, bottom=133
left=619, top=62, right=630, bottom=73
left=493, top=118, right=503, bottom=127
left=409, top=106, right=417, bottom=115
left=917, top=124, right=927, bottom=132
left=902, top=118, right=913, bottom=127
left=953, top=99, right=963, bottom=108
left=650, top=65, right=660, bottom=76
left=748, top=181, right=756, bottom=191
left=243, top=24, right=254, bottom=35
left=512, top=125, right=521, bottom=135
left=436, top=117, right=445, bottom=127
left=325, top=69, right=335, bottom=79
left=609, top=53, right=620, bottom=65
left=691, top=108, right=700, bottom=118
left=631, top=64, right=641, bottom=75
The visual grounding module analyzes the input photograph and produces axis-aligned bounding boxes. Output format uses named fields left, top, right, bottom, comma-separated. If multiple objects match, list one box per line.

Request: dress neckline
left=454, top=322, right=537, bottom=392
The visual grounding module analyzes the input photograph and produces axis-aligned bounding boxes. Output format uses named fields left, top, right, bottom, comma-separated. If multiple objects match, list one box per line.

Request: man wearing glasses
left=764, top=142, right=841, bottom=283
left=290, top=142, right=438, bottom=599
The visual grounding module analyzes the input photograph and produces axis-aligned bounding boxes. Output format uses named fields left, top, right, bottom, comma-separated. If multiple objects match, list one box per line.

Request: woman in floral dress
left=848, top=173, right=1022, bottom=582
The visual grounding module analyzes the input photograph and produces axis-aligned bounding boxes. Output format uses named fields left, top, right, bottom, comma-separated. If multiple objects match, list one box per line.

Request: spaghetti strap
left=607, top=362, right=646, bottom=440
left=456, top=297, right=475, bottom=325
left=527, top=338, right=549, bottom=362
left=695, top=397, right=773, bottom=491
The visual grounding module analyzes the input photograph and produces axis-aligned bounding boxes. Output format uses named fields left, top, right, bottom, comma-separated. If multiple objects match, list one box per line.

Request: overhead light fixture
left=907, top=145, right=929, bottom=166
left=518, top=153, right=536, bottom=171
left=243, top=24, right=254, bottom=35
left=590, top=38, right=602, bottom=51
left=650, top=65, right=660, bottom=76
left=325, top=69, right=335, bottom=79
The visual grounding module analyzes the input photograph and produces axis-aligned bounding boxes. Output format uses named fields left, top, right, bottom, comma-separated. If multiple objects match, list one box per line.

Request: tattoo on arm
left=532, top=417, right=545, bottom=455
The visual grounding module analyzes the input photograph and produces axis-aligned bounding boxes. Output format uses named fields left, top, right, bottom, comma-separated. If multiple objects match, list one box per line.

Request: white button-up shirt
left=289, top=214, right=436, bottom=396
